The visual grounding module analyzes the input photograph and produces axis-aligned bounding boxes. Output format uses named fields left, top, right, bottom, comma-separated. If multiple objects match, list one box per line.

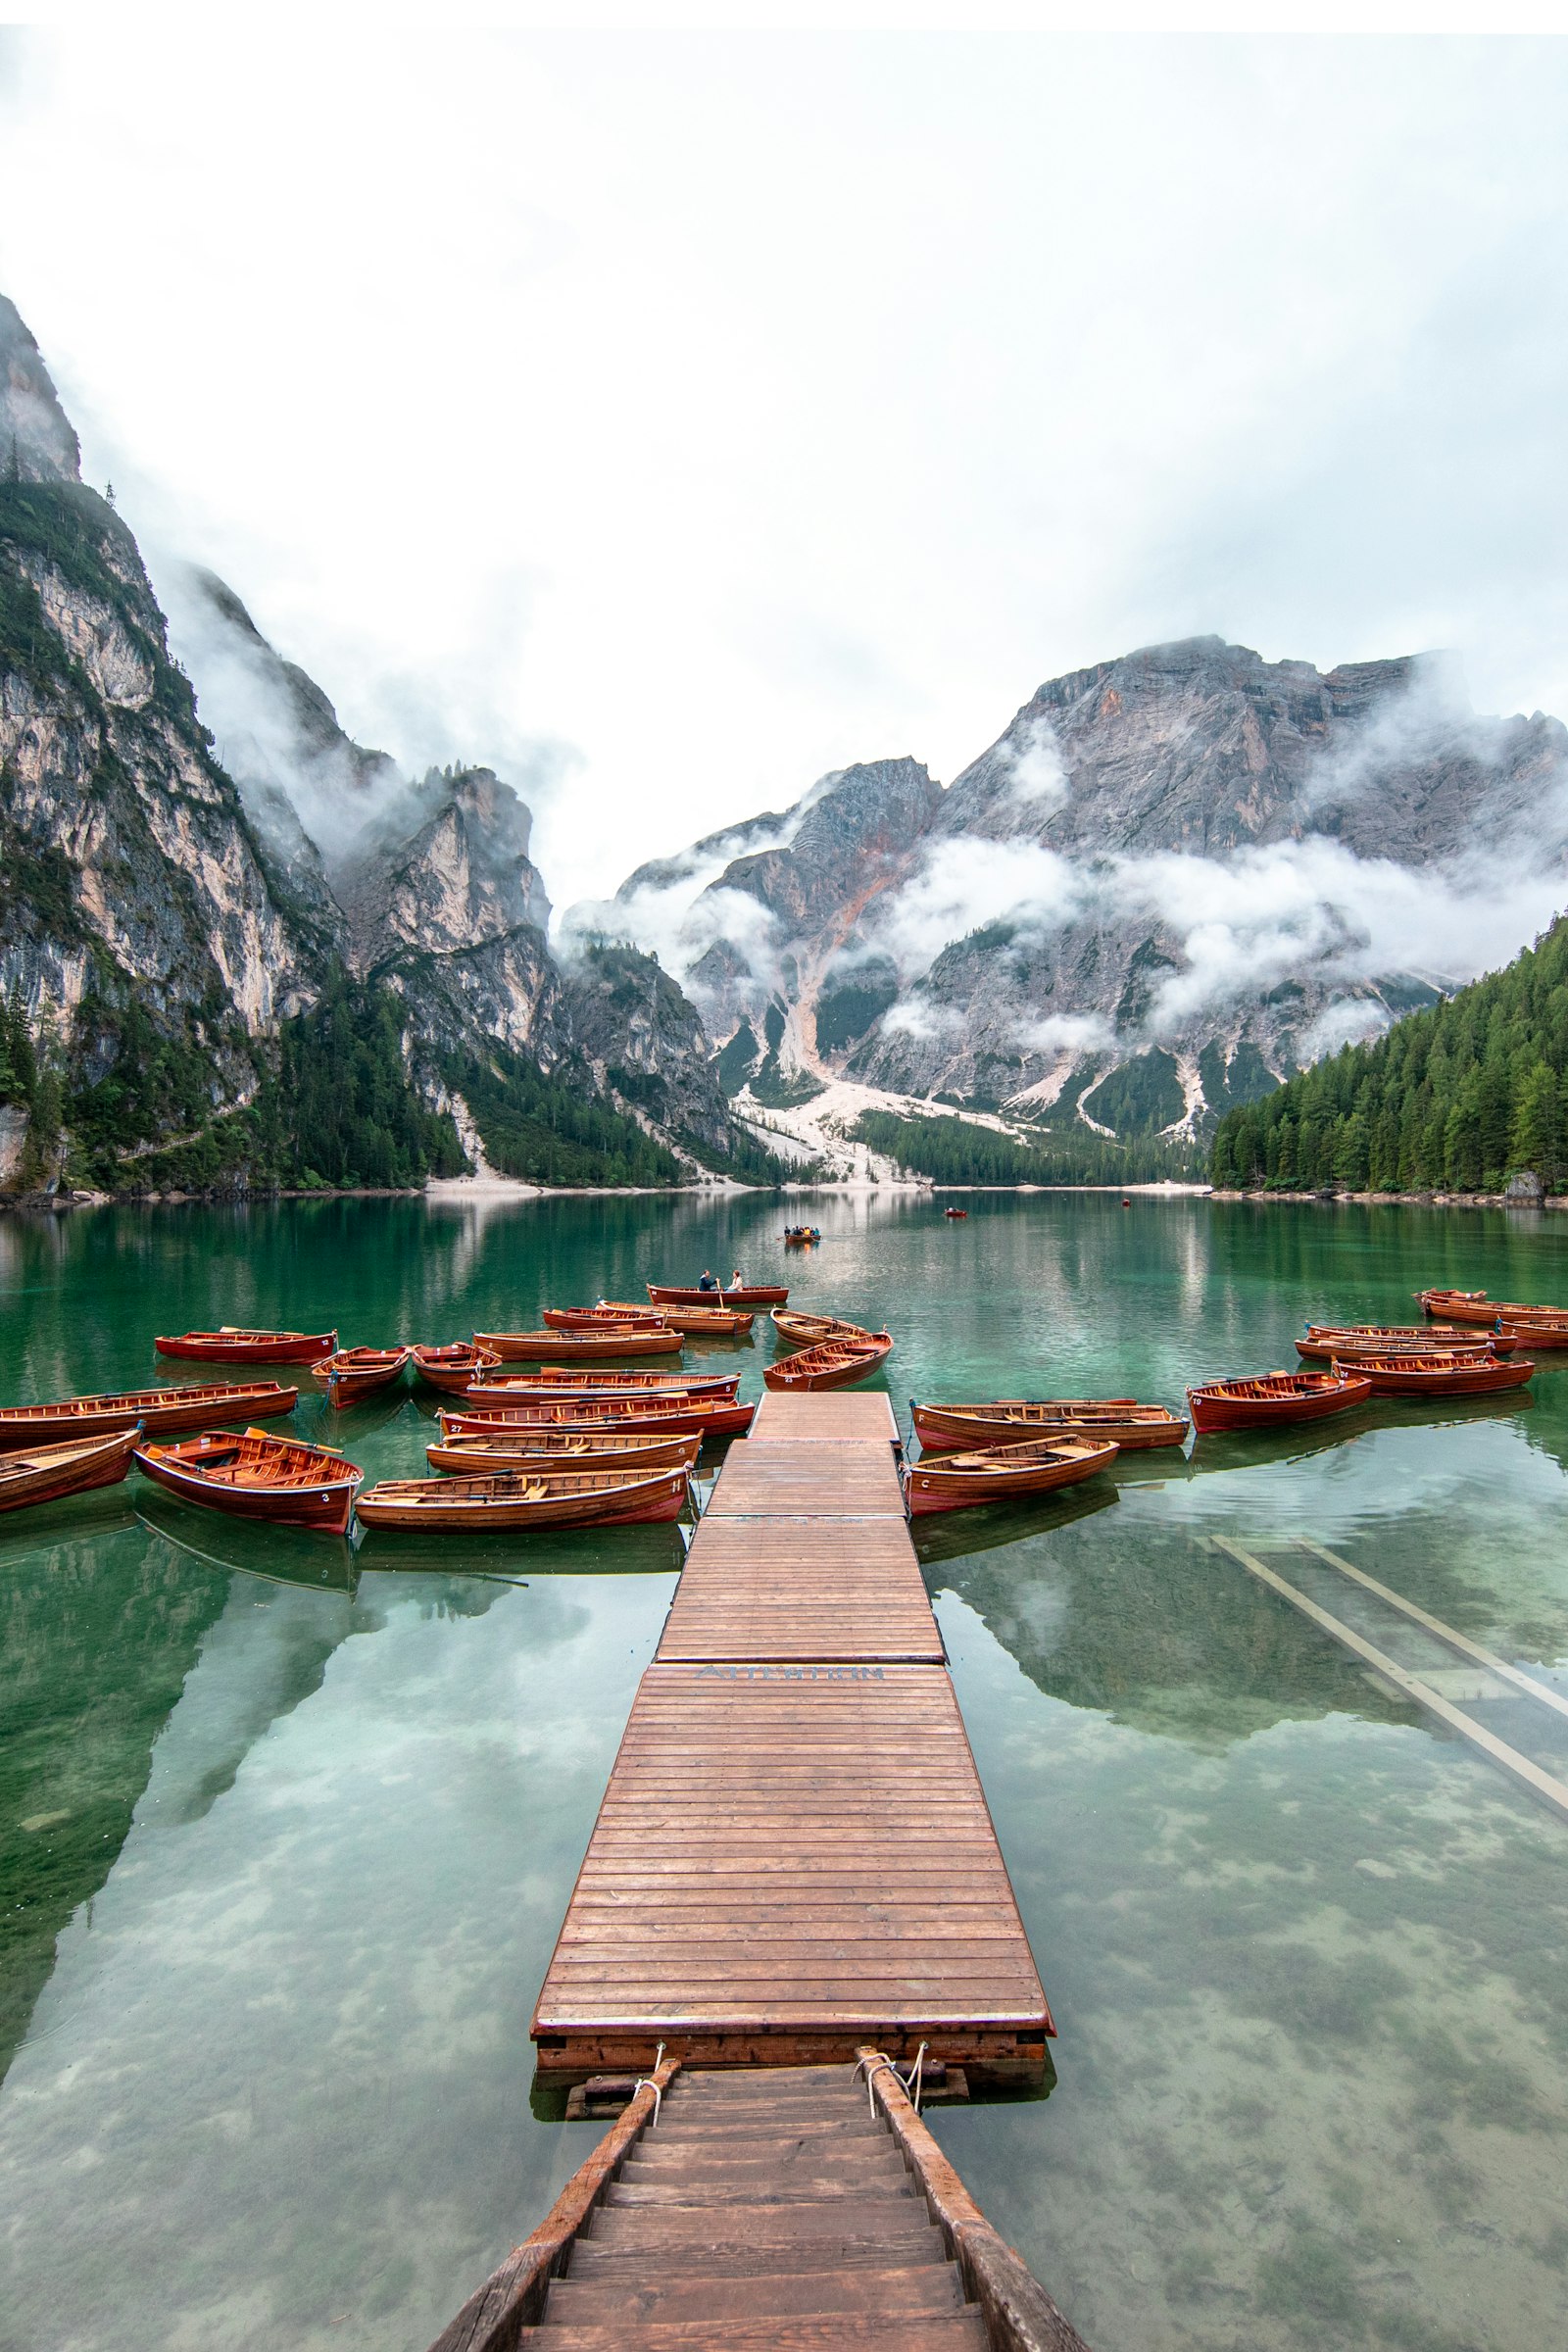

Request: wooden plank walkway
left=533, top=1393, right=1052, bottom=2088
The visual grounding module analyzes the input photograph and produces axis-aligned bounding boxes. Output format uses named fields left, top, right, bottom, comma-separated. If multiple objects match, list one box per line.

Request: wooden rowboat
left=903, top=1435, right=1118, bottom=1517
left=473, top=1327, right=684, bottom=1361
left=427, top=1429, right=703, bottom=1474
left=1417, top=1289, right=1566, bottom=1326
left=599, top=1298, right=754, bottom=1335
left=133, top=1428, right=363, bottom=1533
left=154, top=1327, right=337, bottom=1364
left=771, top=1308, right=872, bottom=1348
left=356, top=1465, right=690, bottom=1531
left=1336, top=1350, right=1535, bottom=1396
left=0, top=1381, right=298, bottom=1449
left=1187, top=1370, right=1372, bottom=1433
left=0, top=1428, right=139, bottom=1513
left=910, top=1398, right=1188, bottom=1451
left=1492, top=1317, right=1568, bottom=1349
left=542, top=1305, right=668, bottom=1331
left=410, top=1343, right=502, bottom=1394
left=762, top=1333, right=894, bottom=1392
left=441, top=1395, right=756, bottom=1440
left=464, top=1370, right=739, bottom=1403
left=944, top=1207, right=968, bottom=1219
left=1297, top=1324, right=1514, bottom=1362
left=311, top=1347, right=412, bottom=1407
left=648, top=1282, right=789, bottom=1309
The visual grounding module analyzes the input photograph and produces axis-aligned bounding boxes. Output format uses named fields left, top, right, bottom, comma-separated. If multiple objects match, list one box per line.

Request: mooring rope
left=632, top=2042, right=666, bottom=2126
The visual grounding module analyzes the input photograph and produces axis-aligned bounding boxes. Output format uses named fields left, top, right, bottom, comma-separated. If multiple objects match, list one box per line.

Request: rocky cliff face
left=0, top=296, right=744, bottom=1192
left=607, top=637, right=1568, bottom=1139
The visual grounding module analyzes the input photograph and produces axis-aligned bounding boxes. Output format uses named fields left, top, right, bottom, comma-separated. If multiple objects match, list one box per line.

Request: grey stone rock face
left=617, top=638, right=1568, bottom=1136
left=0, top=298, right=81, bottom=484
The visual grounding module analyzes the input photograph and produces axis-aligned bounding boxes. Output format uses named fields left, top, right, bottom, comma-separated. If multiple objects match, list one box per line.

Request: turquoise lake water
left=3, top=1191, right=1568, bottom=2352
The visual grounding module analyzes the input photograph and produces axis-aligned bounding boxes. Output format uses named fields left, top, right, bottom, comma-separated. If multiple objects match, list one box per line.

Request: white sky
left=3, top=24, right=1567, bottom=911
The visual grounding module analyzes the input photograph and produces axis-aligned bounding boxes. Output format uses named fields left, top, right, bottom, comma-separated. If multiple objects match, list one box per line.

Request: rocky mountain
left=597, top=638, right=1568, bottom=1145
left=0, top=295, right=749, bottom=1194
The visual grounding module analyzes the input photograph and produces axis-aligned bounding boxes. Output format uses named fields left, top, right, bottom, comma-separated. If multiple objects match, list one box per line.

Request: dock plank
left=748, top=1392, right=900, bottom=1445
left=658, top=1519, right=941, bottom=1665
left=703, top=1444, right=905, bottom=1518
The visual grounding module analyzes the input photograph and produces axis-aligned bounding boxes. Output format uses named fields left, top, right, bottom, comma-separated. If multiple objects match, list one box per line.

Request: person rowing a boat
left=697, top=1269, right=718, bottom=1292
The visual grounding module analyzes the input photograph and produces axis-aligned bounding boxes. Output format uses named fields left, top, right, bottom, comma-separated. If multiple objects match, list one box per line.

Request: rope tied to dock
left=855, top=2040, right=929, bottom=2115
left=631, top=2043, right=666, bottom=2126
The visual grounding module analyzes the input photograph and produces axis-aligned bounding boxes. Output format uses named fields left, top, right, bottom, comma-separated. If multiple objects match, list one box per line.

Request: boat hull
left=0, top=1382, right=298, bottom=1448
left=474, top=1328, right=685, bottom=1360
left=1348, top=1356, right=1536, bottom=1396
left=762, top=1335, right=894, bottom=1392
left=154, top=1330, right=337, bottom=1364
left=312, top=1348, right=412, bottom=1407
left=1187, top=1375, right=1372, bottom=1432
left=441, top=1398, right=756, bottom=1439
left=911, top=1400, right=1187, bottom=1451
left=904, top=1437, right=1118, bottom=1516
left=599, top=1300, right=753, bottom=1335
left=542, top=1307, right=668, bottom=1331
left=1297, top=1328, right=1511, bottom=1362
left=409, top=1346, right=502, bottom=1394
left=771, top=1309, right=872, bottom=1348
left=356, top=1468, right=690, bottom=1529
left=463, top=1370, right=738, bottom=1399
left=648, top=1284, right=789, bottom=1308
left=428, top=1432, right=703, bottom=1474
left=0, top=1429, right=139, bottom=1513
left=133, top=1434, right=362, bottom=1534
left=1419, top=1290, right=1567, bottom=1328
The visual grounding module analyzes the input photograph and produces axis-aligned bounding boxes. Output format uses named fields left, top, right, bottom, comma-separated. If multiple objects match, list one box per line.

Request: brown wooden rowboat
left=648, top=1282, right=789, bottom=1308
left=1418, top=1289, right=1568, bottom=1327
left=356, top=1465, right=690, bottom=1530
left=599, top=1298, right=754, bottom=1335
left=910, top=1398, right=1188, bottom=1451
left=410, top=1343, right=502, bottom=1394
left=463, top=1370, right=739, bottom=1404
left=0, top=1428, right=139, bottom=1513
left=903, top=1434, right=1118, bottom=1517
left=0, top=1381, right=299, bottom=1449
left=771, top=1307, right=873, bottom=1348
left=1187, top=1370, right=1372, bottom=1433
left=441, top=1394, right=756, bottom=1439
left=426, top=1428, right=703, bottom=1475
left=133, top=1428, right=363, bottom=1533
left=542, top=1305, right=668, bottom=1331
left=311, top=1347, right=412, bottom=1407
left=473, top=1327, right=684, bottom=1361
left=1297, top=1324, right=1514, bottom=1362
left=762, top=1333, right=894, bottom=1392
left=1335, top=1350, right=1535, bottom=1396
left=154, top=1327, right=337, bottom=1364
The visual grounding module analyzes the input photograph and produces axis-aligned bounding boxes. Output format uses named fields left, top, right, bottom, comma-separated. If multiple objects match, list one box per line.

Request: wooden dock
left=532, top=1391, right=1052, bottom=2089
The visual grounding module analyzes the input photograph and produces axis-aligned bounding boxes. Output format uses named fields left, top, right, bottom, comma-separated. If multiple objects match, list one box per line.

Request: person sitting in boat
left=698, top=1269, right=718, bottom=1292
left=728, top=1269, right=743, bottom=1288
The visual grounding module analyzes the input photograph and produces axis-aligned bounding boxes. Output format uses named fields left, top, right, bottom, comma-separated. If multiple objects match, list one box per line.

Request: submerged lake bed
left=3, top=1192, right=1568, bottom=2352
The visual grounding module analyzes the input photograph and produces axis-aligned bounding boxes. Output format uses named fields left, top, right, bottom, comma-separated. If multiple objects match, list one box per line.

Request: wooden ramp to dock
left=532, top=1390, right=1052, bottom=2088
left=431, top=2054, right=1092, bottom=2352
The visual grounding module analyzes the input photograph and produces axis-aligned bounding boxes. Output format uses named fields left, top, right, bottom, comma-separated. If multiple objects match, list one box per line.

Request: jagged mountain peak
left=0, top=297, right=80, bottom=485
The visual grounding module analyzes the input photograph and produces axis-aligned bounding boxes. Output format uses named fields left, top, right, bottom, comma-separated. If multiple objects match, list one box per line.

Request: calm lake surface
left=3, top=1191, right=1568, bottom=2352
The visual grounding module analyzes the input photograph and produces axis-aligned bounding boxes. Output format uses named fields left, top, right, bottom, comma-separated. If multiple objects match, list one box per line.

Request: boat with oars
left=1187, top=1368, right=1372, bottom=1433
left=647, top=1281, right=789, bottom=1309
left=426, top=1428, right=703, bottom=1475
left=441, top=1392, right=756, bottom=1439
left=1336, top=1349, right=1536, bottom=1396
left=133, top=1428, right=364, bottom=1533
left=598, top=1298, right=754, bottom=1334
left=154, top=1327, right=337, bottom=1365
left=910, top=1397, right=1189, bottom=1450
left=0, top=1380, right=299, bottom=1447
left=1296, top=1323, right=1515, bottom=1362
left=1417, top=1288, right=1568, bottom=1338
left=762, top=1332, right=894, bottom=1392
left=356, top=1465, right=691, bottom=1530
left=903, top=1434, right=1118, bottom=1517
left=311, top=1347, right=412, bottom=1407
left=463, top=1369, right=739, bottom=1404
left=0, top=1428, right=140, bottom=1514
left=541, top=1304, right=668, bottom=1331
left=472, top=1326, right=684, bottom=1361
left=410, top=1343, right=502, bottom=1395
left=771, top=1307, right=873, bottom=1348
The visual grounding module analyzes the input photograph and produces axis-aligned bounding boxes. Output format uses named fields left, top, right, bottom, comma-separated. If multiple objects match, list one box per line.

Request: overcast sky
left=2, top=25, right=1566, bottom=909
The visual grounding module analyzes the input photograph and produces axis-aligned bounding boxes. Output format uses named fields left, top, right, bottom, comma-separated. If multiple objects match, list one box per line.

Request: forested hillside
left=1210, top=916, right=1568, bottom=1194
left=857, top=1110, right=1199, bottom=1187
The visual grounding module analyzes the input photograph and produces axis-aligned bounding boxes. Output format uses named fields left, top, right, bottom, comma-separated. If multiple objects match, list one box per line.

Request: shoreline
left=1210, top=1187, right=1568, bottom=1209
